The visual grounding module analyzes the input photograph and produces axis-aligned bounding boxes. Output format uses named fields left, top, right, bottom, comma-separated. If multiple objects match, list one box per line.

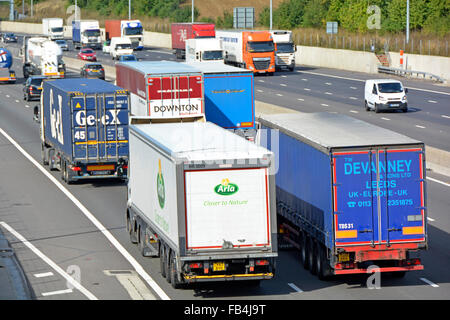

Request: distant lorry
left=42, top=18, right=64, bottom=40
left=72, top=20, right=102, bottom=50
left=38, top=78, right=129, bottom=183
left=185, top=38, right=223, bottom=63
left=116, top=61, right=205, bottom=122
left=216, top=30, right=275, bottom=75
left=126, top=121, right=277, bottom=288
left=270, top=30, right=296, bottom=71
left=22, top=37, right=65, bottom=79
left=184, top=62, right=256, bottom=141
left=0, top=48, right=16, bottom=83
left=109, top=37, right=133, bottom=60
left=171, top=23, right=215, bottom=59
left=105, top=20, right=144, bottom=50
left=257, top=112, right=427, bottom=279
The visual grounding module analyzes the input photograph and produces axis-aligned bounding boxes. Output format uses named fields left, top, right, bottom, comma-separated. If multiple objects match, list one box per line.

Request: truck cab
left=185, top=38, right=223, bottom=63
left=270, top=30, right=296, bottom=71
left=110, top=37, right=133, bottom=60
left=364, top=79, right=408, bottom=113
left=42, top=18, right=64, bottom=40
left=121, top=20, right=144, bottom=50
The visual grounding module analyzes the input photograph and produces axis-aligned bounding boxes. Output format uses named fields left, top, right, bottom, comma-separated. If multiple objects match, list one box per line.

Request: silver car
left=55, top=39, right=69, bottom=51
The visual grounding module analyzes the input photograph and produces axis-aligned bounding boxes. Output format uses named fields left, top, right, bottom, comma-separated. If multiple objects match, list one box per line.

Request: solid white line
left=427, top=177, right=450, bottom=187
left=415, top=125, right=426, bottom=129
left=420, top=278, right=439, bottom=288
left=0, top=128, right=171, bottom=301
left=41, top=289, right=74, bottom=297
left=0, top=222, right=97, bottom=300
left=34, top=272, right=54, bottom=278
left=288, top=283, right=303, bottom=293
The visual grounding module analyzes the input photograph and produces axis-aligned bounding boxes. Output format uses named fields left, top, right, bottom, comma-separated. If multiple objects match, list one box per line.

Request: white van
left=364, top=79, right=408, bottom=113
left=110, top=37, right=133, bottom=60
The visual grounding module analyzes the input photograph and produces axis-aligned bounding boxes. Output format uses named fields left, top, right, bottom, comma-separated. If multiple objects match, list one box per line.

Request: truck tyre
left=308, top=238, right=317, bottom=275
left=159, top=244, right=167, bottom=278
left=317, top=245, right=332, bottom=281
left=41, top=144, right=49, bottom=165
left=300, top=233, right=309, bottom=270
left=48, top=149, right=57, bottom=171
left=138, top=226, right=148, bottom=257
left=127, top=215, right=138, bottom=244
left=169, top=252, right=182, bottom=289
left=165, top=248, right=171, bottom=284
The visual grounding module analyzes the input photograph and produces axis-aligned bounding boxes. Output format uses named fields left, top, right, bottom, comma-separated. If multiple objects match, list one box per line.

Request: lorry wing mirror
left=33, top=106, right=40, bottom=123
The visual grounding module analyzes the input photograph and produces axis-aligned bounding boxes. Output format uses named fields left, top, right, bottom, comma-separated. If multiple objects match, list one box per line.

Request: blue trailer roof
left=117, top=60, right=202, bottom=75
left=45, top=78, right=127, bottom=95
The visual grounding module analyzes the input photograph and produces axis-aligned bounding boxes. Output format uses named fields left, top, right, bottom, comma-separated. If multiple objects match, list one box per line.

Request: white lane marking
left=321, top=103, right=329, bottom=107
left=349, top=110, right=359, bottom=113
left=104, top=270, right=156, bottom=300
left=281, top=75, right=287, bottom=78
left=276, top=93, right=283, bottom=96
left=325, top=82, right=332, bottom=85
left=257, top=89, right=264, bottom=93
left=420, top=278, right=439, bottom=288
left=349, top=97, right=358, bottom=100
left=415, top=125, right=426, bottom=129
left=280, top=83, right=287, bottom=87
left=350, top=86, right=358, bottom=90
left=427, top=217, right=435, bottom=222
left=288, top=283, right=303, bottom=293
left=381, top=117, right=391, bottom=121
left=0, top=128, right=171, bottom=301
left=297, top=98, right=304, bottom=101
left=6, top=94, right=10, bottom=98
left=428, top=100, right=437, bottom=103
left=442, top=115, right=450, bottom=119
left=15, top=100, right=20, bottom=103
left=41, top=289, right=74, bottom=297
left=300, top=70, right=450, bottom=96
left=427, top=177, right=450, bottom=187
left=34, top=272, right=54, bottom=278
left=301, top=78, right=308, bottom=81
left=0, top=222, right=97, bottom=300
left=304, top=88, right=311, bottom=91
left=25, top=105, right=30, bottom=108
left=258, top=79, right=265, bottom=83
left=325, top=92, right=333, bottom=95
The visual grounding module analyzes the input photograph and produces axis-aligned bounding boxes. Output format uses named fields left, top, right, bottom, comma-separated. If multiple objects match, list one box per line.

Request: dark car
left=1, top=33, right=18, bottom=43
left=80, top=63, right=105, bottom=80
left=23, top=76, right=46, bottom=101
left=55, top=39, right=69, bottom=51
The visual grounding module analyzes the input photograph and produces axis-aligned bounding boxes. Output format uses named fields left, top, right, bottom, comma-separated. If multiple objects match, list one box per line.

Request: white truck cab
left=364, top=79, right=408, bottom=113
left=185, top=38, right=223, bottom=63
left=270, top=30, right=296, bottom=71
left=110, top=37, right=133, bottom=60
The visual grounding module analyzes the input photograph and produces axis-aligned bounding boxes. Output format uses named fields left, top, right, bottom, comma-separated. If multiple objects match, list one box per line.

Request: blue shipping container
left=185, top=62, right=255, bottom=132
left=258, top=112, right=427, bottom=276
left=41, top=78, right=129, bottom=180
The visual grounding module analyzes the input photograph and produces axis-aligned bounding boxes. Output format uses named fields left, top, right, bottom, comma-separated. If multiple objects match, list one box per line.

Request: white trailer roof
left=183, top=61, right=251, bottom=74
left=257, top=112, right=421, bottom=152
left=130, top=122, right=271, bottom=162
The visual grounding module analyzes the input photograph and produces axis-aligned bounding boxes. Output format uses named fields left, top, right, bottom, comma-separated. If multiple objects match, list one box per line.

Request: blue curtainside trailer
left=257, top=112, right=427, bottom=279
left=39, top=78, right=129, bottom=183
left=184, top=62, right=256, bottom=140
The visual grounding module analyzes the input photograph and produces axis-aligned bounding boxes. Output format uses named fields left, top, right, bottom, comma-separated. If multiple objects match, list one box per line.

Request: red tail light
left=256, top=259, right=269, bottom=266
left=70, top=166, right=81, bottom=171
left=29, top=87, right=33, bottom=93
left=122, top=165, right=128, bottom=169
left=189, top=263, right=202, bottom=269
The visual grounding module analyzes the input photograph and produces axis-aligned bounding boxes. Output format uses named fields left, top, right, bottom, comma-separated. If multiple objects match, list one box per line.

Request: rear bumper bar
left=184, top=273, right=274, bottom=283
left=334, top=265, right=423, bottom=275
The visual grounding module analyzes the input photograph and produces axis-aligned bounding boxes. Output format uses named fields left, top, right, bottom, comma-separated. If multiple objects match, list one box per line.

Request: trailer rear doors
left=332, top=147, right=426, bottom=247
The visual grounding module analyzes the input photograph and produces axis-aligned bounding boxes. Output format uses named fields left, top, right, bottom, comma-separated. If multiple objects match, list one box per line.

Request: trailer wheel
left=127, top=215, right=138, bottom=244
left=138, top=226, right=148, bottom=257
left=300, top=234, right=309, bottom=270
left=41, top=144, right=49, bottom=165
left=169, top=252, right=182, bottom=289
left=317, top=245, right=332, bottom=281
left=159, top=244, right=167, bottom=278
left=165, top=248, right=171, bottom=284
left=308, top=239, right=317, bottom=275
left=48, top=149, right=57, bottom=171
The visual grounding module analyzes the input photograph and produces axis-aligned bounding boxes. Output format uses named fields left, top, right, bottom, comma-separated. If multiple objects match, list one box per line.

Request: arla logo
left=157, top=159, right=165, bottom=209
left=214, top=179, right=239, bottom=196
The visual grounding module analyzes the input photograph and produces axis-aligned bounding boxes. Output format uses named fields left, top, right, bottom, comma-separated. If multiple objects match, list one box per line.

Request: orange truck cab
left=216, top=30, right=275, bottom=75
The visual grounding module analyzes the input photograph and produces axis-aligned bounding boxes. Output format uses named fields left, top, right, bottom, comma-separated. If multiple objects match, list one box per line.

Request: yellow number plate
left=213, top=262, right=225, bottom=272
left=338, top=253, right=350, bottom=262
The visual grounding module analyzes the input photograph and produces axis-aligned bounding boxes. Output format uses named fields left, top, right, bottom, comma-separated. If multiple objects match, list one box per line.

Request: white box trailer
left=127, top=121, right=277, bottom=288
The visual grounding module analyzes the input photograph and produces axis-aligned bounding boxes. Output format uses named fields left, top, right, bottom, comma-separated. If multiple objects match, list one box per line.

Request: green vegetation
left=259, top=0, right=449, bottom=36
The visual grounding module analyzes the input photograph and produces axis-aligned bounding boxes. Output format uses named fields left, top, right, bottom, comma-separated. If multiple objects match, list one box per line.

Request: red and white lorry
left=171, top=23, right=215, bottom=60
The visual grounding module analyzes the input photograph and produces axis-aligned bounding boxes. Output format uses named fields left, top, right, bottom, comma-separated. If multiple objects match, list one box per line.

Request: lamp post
left=192, top=0, right=194, bottom=23
left=406, top=0, right=410, bottom=44
left=129, top=0, right=131, bottom=20
left=270, top=0, right=272, bottom=30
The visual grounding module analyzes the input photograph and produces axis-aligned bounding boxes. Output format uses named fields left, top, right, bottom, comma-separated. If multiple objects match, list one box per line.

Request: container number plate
left=213, top=262, right=226, bottom=272
left=338, top=253, right=350, bottom=262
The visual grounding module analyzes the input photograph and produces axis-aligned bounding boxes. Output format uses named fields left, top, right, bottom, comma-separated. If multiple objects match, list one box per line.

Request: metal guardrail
left=378, top=65, right=445, bottom=83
